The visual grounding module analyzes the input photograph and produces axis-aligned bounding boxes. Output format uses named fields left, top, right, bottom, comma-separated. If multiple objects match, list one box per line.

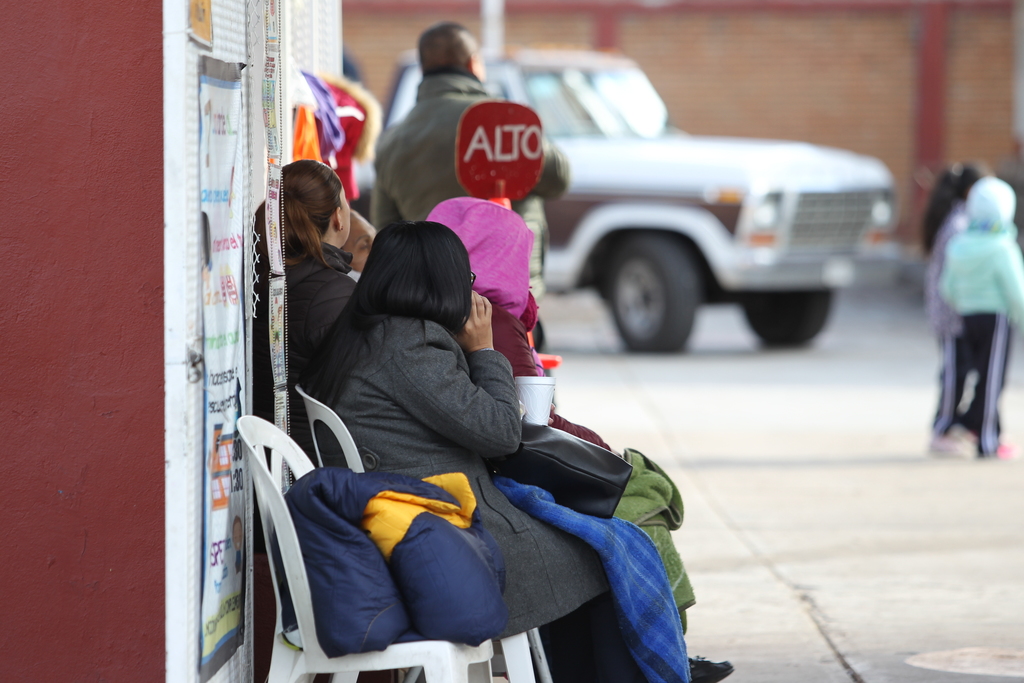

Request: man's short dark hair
left=418, top=22, right=477, bottom=72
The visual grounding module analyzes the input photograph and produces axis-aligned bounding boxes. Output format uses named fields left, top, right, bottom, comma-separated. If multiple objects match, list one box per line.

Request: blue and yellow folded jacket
left=283, top=468, right=508, bottom=657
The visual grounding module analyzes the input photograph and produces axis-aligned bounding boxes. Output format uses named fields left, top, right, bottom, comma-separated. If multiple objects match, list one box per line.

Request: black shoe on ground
left=689, top=657, right=734, bottom=683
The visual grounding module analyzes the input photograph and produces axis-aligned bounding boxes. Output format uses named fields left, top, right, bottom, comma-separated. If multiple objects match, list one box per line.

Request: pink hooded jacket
left=427, top=197, right=537, bottom=328
left=428, top=198, right=612, bottom=451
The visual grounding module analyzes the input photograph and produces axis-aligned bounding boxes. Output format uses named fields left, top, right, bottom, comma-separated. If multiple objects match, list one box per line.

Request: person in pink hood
left=428, top=197, right=736, bottom=683
left=428, top=197, right=611, bottom=449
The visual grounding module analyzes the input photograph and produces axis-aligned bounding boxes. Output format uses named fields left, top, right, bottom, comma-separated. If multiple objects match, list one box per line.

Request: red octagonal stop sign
left=456, top=101, right=544, bottom=201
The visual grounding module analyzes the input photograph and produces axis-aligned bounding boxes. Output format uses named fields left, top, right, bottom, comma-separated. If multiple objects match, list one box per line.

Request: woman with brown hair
left=252, top=158, right=356, bottom=457
left=251, top=159, right=358, bottom=683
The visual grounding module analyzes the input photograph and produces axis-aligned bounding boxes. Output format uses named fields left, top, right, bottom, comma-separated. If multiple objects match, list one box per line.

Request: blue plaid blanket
left=493, top=476, right=690, bottom=683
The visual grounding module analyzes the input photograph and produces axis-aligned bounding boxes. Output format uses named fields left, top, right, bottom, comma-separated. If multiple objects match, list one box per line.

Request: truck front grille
left=789, top=192, right=873, bottom=250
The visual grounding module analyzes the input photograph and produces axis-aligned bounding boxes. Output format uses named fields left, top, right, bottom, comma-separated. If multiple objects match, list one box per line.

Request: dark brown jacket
left=253, top=243, right=356, bottom=456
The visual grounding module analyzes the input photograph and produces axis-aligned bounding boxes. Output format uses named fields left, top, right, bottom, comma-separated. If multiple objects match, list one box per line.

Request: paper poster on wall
left=265, top=0, right=280, bottom=49
left=262, top=55, right=281, bottom=163
left=188, top=0, right=213, bottom=47
left=198, top=55, right=247, bottom=683
left=266, top=164, right=284, bottom=274
left=269, top=277, right=286, bottom=386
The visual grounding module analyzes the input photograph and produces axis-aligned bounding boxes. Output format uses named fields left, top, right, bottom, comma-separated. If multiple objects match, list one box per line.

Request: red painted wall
left=0, top=0, right=164, bottom=678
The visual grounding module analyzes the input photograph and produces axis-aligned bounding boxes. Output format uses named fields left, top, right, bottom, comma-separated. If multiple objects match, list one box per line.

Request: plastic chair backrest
left=237, top=415, right=316, bottom=485
left=236, top=416, right=326, bottom=658
left=296, top=385, right=364, bottom=473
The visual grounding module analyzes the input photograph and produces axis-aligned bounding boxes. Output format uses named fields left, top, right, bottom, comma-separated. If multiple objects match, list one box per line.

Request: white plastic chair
left=295, top=385, right=363, bottom=471
left=237, top=416, right=494, bottom=683
left=288, top=396, right=552, bottom=683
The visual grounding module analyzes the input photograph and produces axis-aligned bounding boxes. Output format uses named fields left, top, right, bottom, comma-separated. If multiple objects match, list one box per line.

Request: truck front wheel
left=608, top=235, right=702, bottom=352
left=741, top=290, right=833, bottom=346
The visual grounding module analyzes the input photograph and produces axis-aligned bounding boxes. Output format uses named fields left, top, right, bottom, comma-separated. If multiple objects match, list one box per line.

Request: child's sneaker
left=946, top=424, right=978, bottom=446
left=929, top=433, right=971, bottom=457
left=996, top=443, right=1019, bottom=460
left=977, top=444, right=1019, bottom=460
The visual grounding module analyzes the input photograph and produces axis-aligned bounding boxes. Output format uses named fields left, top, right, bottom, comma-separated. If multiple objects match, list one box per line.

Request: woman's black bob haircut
left=301, top=220, right=474, bottom=405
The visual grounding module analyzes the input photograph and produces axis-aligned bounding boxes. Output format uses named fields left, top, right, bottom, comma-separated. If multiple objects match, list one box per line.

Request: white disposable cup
left=515, top=376, right=556, bottom=426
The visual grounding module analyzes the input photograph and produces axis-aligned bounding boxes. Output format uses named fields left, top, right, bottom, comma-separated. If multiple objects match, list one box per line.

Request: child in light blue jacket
left=940, top=177, right=1024, bottom=458
left=923, top=164, right=982, bottom=454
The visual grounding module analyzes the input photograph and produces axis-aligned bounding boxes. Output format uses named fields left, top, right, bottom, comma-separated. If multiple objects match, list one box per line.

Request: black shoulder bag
left=491, top=423, right=632, bottom=518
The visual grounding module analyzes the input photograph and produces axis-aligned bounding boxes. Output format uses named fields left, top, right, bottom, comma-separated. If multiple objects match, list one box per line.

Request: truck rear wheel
left=608, top=235, right=702, bottom=352
left=741, top=290, right=832, bottom=346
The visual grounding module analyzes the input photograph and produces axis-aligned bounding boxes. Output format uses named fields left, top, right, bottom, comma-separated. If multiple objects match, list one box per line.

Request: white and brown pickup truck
left=376, top=48, right=899, bottom=351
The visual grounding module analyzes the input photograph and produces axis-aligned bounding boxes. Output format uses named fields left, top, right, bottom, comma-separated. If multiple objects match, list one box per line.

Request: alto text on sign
left=456, top=101, right=544, bottom=201
left=463, top=124, right=543, bottom=163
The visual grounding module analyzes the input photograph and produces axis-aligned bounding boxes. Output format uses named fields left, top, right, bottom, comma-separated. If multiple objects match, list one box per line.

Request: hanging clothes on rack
left=292, top=105, right=322, bottom=162
left=318, top=73, right=382, bottom=201
left=301, top=70, right=345, bottom=169
left=290, top=64, right=321, bottom=163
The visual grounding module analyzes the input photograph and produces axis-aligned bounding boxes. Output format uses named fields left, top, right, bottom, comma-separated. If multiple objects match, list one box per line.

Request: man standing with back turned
left=372, top=21, right=570, bottom=300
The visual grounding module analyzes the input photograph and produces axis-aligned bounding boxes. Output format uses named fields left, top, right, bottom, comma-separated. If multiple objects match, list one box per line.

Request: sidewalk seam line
left=682, top=462, right=866, bottom=683
left=622, top=358, right=867, bottom=683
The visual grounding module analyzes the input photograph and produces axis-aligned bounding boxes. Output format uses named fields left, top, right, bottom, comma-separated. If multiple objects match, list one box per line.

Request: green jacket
left=371, top=70, right=571, bottom=298
left=614, top=449, right=696, bottom=629
left=940, top=223, right=1024, bottom=329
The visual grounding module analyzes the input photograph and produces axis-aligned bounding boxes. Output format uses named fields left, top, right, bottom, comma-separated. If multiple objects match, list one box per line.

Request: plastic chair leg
left=422, top=656, right=456, bottom=683
left=500, top=632, right=535, bottom=683
left=421, top=645, right=488, bottom=683
left=267, top=637, right=303, bottom=683
left=467, top=659, right=492, bottom=683
left=327, top=673, right=360, bottom=683
left=526, top=629, right=553, bottom=683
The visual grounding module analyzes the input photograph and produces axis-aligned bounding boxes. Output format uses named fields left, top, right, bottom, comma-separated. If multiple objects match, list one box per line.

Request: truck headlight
left=752, top=192, right=783, bottom=230
left=870, top=194, right=893, bottom=226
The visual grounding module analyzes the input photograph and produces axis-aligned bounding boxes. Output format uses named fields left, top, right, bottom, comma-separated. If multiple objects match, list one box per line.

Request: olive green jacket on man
left=372, top=69, right=571, bottom=298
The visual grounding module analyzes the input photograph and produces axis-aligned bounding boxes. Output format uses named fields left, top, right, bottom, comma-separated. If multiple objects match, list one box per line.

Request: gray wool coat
left=324, top=316, right=608, bottom=636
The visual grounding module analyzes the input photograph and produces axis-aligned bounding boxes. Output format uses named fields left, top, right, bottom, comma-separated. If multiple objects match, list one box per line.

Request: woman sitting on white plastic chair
left=251, top=159, right=360, bottom=683
left=301, top=221, right=647, bottom=683
left=252, top=159, right=357, bottom=459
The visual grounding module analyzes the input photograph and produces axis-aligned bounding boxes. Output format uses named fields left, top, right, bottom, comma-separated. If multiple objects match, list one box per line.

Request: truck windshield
left=524, top=67, right=669, bottom=139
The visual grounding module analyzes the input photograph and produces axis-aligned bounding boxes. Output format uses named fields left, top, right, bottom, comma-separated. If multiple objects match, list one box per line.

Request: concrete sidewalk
left=542, top=286, right=1024, bottom=682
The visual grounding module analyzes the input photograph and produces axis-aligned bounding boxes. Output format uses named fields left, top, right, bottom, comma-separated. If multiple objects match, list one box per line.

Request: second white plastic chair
left=296, top=385, right=362, bottom=472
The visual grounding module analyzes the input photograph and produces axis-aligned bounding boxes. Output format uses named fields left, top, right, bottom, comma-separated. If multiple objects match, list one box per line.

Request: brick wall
left=621, top=11, right=916, bottom=206
left=507, top=12, right=595, bottom=50
left=344, top=11, right=596, bottom=96
left=344, top=2, right=1015, bottom=240
left=946, top=7, right=1014, bottom=172
left=344, top=11, right=479, bottom=95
